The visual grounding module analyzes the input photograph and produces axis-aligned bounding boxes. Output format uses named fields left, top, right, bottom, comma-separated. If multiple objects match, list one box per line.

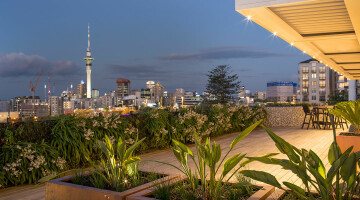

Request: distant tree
left=205, top=65, right=241, bottom=104
left=327, top=90, right=348, bottom=105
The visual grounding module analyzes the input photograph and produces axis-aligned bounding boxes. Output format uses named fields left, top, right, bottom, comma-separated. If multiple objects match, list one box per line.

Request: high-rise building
left=116, top=79, right=130, bottom=104
left=77, top=81, right=87, bottom=99
left=141, top=88, right=151, bottom=99
left=299, top=59, right=333, bottom=104
left=84, top=24, right=94, bottom=99
left=92, top=89, right=99, bottom=99
left=267, top=81, right=297, bottom=103
left=146, top=81, right=155, bottom=89
left=153, top=82, right=164, bottom=103
left=49, top=96, right=63, bottom=116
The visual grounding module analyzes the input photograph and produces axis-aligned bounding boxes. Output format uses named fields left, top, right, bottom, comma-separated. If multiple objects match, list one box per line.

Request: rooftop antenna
left=44, top=80, right=47, bottom=102
left=48, top=72, right=51, bottom=99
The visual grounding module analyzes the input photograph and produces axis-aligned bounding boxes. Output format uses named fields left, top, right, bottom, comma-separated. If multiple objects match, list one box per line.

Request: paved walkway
left=0, top=127, right=334, bottom=200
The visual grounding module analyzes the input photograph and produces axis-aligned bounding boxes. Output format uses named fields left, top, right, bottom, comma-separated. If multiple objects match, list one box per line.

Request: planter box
left=127, top=176, right=275, bottom=200
left=337, top=134, right=360, bottom=153
left=46, top=170, right=179, bottom=200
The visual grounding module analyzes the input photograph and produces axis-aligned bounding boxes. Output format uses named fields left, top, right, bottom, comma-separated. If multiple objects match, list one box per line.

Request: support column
left=348, top=80, right=356, bottom=101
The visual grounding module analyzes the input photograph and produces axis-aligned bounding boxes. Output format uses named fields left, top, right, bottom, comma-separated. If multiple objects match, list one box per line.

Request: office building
left=153, top=82, right=164, bottom=104
left=267, top=81, right=297, bottom=103
left=92, top=89, right=99, bottom=99
left=116, top=79, right=130, bottom=98
left=77, top=81, right=87, bottom=99
left=141, top=88, right=151, bottom=99
left=49, top=96, right=63, bottom=116
left=11, top=96, right=42, bottom=112
left=254, top=91, right=266, bottom=100
left=176, top=91, right=203, bottom=106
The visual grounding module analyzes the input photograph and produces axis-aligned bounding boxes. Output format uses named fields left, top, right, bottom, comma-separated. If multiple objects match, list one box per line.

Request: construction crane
left=29, top=70, right=43, bottom=117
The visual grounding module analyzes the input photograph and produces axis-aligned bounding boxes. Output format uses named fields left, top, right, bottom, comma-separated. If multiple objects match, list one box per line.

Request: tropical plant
left=329, top=100, right=360, bottom=133
left=152, top=120, right=275, bottom=199
left=88, top=135, right=145, bottom=192
left=241, top=121, right=360, bottom=200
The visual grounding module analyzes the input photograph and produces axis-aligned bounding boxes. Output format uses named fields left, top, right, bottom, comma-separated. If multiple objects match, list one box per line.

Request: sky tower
left=84, top=23, right=94, bottom=98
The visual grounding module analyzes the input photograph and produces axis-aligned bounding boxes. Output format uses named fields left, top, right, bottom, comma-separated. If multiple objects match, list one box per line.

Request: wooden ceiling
left=236, top=0, right=360, bottom=79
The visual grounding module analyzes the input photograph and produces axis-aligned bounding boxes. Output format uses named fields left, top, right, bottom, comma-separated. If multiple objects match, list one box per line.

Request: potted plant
left=328, top=100, right=360, bottom=152
left=44, top=135, right=176, bottom=200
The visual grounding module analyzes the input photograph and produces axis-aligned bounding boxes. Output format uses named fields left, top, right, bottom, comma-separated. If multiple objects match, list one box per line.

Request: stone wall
left=264, top=106, right=305, bottom=127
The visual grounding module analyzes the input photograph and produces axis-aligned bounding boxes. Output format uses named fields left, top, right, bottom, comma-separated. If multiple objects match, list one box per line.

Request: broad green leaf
left=124, top=137, right=145, bottom=160
left=241, top=170, right=282, bottom=188
left=172, top=139, right=194, bottom=158
left=326, top=147, right=352, bottom=184
left=239, top=153, right=278, bottom=167
left=262, top=125, right=301, bottom=163
left=222, top=153, right=245, bottom=177
left=328, top=142, right=341, bottom=164
left=308, top=150, right=326, bottom=179
left=231, top=120, right=262, bottom=149
left=172, top=148, right=183, bottom=164
left=283, top=182, right=306, bottom=198
left=123, top=157, right=140, bottom=166
left=340, top=152, right=357, bottom=185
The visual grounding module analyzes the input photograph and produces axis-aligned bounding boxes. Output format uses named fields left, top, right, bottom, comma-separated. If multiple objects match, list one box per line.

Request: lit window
left=302, top=67, right=309, bottom=73
left=312, top=74, right=316, bottom=79
left=303, top=74, right=309, bottom=80
left=319, top=81, right=325, bottom=87
left=312, top=66, right=317, bottom=72
left=338, top=83, right=344, bottom=89
left=319, top=74, right=325, bottom=79
left=303, top=81, right=308, bottom=87
left=312, top=81, right=316, bottom=86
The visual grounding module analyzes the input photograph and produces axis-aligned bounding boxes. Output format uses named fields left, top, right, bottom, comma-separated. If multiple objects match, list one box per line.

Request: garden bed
left=46, top=170, right=179, bottom=200
left=127, top=176, right=274, bottom=200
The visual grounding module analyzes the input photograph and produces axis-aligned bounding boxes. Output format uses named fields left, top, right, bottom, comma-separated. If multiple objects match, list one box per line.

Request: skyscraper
left=84, top=24, right=93, bottom=99
left=77, top=81, right=87, bottom=99
left=116, top=79, right=130, bottom=104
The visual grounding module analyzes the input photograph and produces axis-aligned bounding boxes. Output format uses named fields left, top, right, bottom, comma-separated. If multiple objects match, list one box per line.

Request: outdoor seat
left=301, top=105, right=315, bottom=129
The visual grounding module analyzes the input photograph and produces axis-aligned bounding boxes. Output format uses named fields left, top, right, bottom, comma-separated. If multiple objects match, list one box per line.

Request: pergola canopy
left=236, top=0, right=360, bottom=79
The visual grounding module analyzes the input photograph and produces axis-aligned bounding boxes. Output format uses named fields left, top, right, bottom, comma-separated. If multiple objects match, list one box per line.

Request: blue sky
left=0, top=0, right=309, bottom=99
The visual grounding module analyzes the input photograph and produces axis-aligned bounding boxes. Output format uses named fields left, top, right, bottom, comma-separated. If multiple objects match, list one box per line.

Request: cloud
left=157, top=46, right=295, bottom=61
left=0, top=52, right=81, bottom=77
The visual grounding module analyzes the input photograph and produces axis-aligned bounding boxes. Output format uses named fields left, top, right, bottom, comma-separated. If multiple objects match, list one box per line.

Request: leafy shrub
left=0, top=105, right=267, bottom=188
left=0, top=134, right=64, bottom=187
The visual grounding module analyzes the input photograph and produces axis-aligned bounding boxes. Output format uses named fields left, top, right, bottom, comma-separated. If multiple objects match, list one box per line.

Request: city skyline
left=0, top=0, right=310, bottom=99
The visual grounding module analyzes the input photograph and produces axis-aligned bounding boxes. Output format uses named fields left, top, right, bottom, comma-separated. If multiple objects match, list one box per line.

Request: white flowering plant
left=141, top=109, right=171, bottom=148
left=176, top=109, right=210, bottom=143
left=0, top=141, right=64, bottom=188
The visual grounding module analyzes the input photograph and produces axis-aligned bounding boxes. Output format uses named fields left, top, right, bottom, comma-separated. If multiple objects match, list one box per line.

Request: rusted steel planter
left=45, top=170, right=179, bottom=200
left=127, top=176, right=275, bottom=200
